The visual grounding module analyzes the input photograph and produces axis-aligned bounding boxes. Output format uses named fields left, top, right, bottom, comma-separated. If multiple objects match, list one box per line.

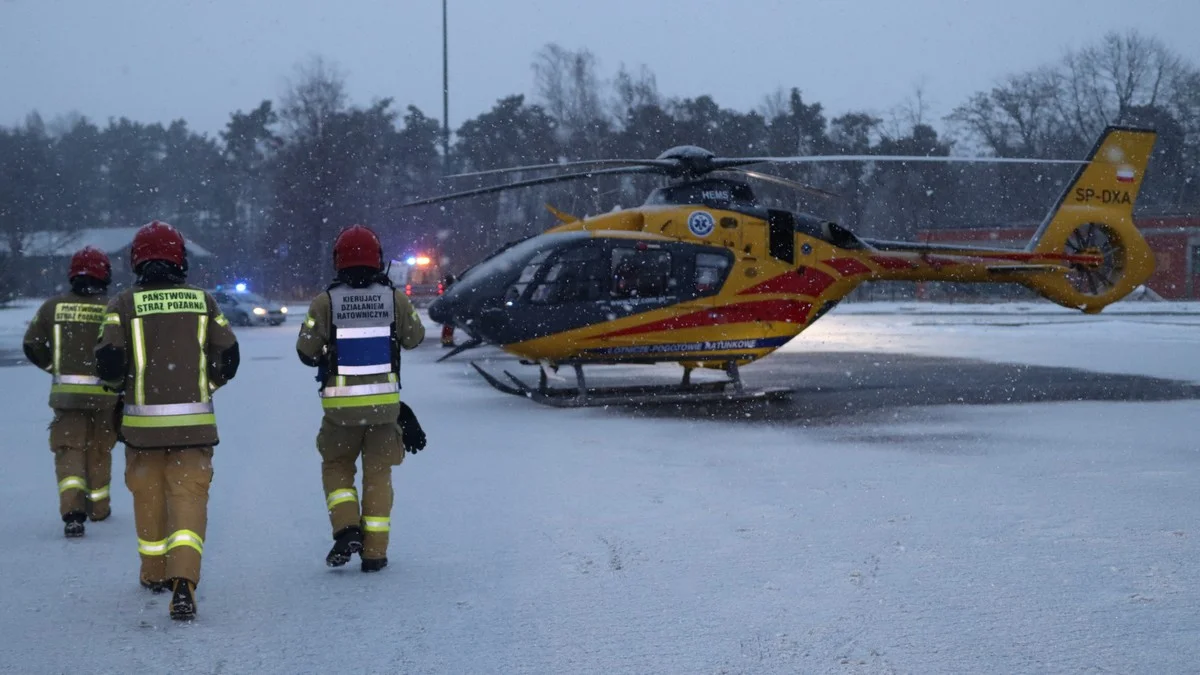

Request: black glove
left=398, top=401, right=426, bottom=453
left=113, top=394, right=126, bottom=443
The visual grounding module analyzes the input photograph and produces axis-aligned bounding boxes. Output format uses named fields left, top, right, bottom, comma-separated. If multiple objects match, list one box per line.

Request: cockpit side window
left=528, top=245, right=607, bottom=304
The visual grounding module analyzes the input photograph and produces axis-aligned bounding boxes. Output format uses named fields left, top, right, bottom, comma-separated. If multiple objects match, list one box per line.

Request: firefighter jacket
left=296, top=282, right=425, bottom=426
left=95, top=283, right=239, bottom=449
left=23, top=291, right=118, bottom=410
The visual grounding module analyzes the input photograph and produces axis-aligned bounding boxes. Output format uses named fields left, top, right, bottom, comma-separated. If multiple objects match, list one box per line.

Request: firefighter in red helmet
left=95, top=220, right=240, bottom=620
left=23, top=247, right=119, bottom=538
left=296, top=224, right=425, bottom=573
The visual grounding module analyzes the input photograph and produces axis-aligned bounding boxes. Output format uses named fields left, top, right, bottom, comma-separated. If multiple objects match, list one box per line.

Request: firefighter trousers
left=125, top=447, right=213, bottom=587
left=317, top=419, right=404, bottom=560
left=50, top=408, right=117, bottom=521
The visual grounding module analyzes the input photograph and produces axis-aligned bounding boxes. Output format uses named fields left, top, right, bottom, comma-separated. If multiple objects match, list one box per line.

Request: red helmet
left=131, top=220, right=186, bottom=269
left=333, top=225, right=383, bottom=271
left=69, top=246, right=112, bottom=282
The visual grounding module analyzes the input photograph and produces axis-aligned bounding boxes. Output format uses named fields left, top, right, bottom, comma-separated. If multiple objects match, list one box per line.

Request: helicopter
left=403, top=126, right=1157, bottom=407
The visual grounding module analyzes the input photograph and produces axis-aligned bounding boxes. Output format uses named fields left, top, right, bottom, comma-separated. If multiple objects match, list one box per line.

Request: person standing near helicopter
left=96, top=220, right=241, bottom=621
left=296, top=225, right=425, bottom=573
left=440, top=272, right=457, bottom=348
left=23, top=247, right=119, bottom=538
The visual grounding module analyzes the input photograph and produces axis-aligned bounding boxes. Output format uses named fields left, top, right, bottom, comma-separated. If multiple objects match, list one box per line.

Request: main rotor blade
left=447, top=158, right=678, bottom=179
left=402, top=166, right=665, bottom=207
left=724, top=155, right=1090, bottom=167
left=724, top=168, right=842, bottom=200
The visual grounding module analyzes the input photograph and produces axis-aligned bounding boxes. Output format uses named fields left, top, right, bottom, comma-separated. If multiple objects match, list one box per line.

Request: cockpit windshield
left=454, top=232, right=586, bottom=291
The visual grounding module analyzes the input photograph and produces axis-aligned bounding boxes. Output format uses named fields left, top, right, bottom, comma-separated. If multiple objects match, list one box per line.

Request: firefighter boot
left=361, top=557, right=388, bottom=573
left=170, top=578, right=196, bottom=620
left=63, top=511, right=86, bottom=538
left=326, top=526, right=363, bottom=567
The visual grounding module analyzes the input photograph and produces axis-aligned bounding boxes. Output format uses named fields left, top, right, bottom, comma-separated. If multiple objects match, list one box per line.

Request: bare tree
left=280, top=56, right=348, bottom=140
left=611, top=63, right=661, bottom=123
left=532, top=43, right=610, bottom=158
left=948, top=68, right=1069, bottom=157
left=882, top=80, right=933, bottom=139
left=952, top=30, right=1200, bottom=158
left=270, top=57, right=354, bottom=292
left=758, top=88, right=791, bottom=122
left=1052, top=31, right=1188, bottom=145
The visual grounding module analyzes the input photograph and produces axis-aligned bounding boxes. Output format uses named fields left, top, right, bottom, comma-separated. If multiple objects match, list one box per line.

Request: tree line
left=2, top=30, right=1197, bottom=297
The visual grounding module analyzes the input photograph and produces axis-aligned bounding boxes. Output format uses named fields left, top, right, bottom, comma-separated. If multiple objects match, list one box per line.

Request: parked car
left=209, top=288, right=288, bottom=326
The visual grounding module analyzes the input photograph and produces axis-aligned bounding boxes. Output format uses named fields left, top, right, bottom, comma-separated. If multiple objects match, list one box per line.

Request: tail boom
left=852, top=126, right=1157, bottom=312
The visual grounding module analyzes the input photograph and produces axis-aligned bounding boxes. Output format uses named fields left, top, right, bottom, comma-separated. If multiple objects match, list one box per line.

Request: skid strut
left=470, top=360, right=792, bottom=408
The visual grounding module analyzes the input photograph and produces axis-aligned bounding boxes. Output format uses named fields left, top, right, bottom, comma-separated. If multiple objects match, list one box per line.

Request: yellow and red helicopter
left=405, top=126, right=1156, bottom=406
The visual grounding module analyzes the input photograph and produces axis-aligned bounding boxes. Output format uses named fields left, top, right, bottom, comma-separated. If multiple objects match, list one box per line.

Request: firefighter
left=96, top=221, right=239, bottom=621
left=22, top=247, right=119, bottom=537
left=440, top=273, right=457, bottom=348
left=297, top=225, right=425, bottom=573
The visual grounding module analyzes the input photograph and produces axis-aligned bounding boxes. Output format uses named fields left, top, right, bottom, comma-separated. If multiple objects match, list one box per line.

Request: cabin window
left=527, top=246, right=607, bottom=304
left=1192, top=245, right=1200, bottom=271
left=610, top=247, right=673, bottom=299
left=694, top=252, right=731, bottom=295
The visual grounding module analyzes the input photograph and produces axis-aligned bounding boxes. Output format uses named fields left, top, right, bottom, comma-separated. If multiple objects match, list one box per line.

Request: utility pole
left=441, top=0, right=450, bottom=175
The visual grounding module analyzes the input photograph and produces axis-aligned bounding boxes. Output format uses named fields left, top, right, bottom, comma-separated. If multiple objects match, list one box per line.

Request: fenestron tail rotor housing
left=1063, top=222, right=1127, bottom=296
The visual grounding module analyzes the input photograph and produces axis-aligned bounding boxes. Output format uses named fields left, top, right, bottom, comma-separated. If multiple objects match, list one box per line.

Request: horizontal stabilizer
left=986, top=264, right=1063, bottom=274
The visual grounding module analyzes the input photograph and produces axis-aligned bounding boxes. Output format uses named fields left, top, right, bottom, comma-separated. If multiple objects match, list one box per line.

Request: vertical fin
left=1022, top=126, right=1157, bottom=313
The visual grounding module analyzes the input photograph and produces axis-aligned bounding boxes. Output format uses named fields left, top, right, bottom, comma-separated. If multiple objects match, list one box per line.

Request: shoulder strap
left=391, top=289, right=402, bottom=388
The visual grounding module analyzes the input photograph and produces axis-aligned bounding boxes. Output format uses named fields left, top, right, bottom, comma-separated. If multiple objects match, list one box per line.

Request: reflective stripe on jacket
left=297, top=284, right=425, bottom=427
left=23, top=292, right=117, bottom=410
left=97, top=284, right=237, bottom=449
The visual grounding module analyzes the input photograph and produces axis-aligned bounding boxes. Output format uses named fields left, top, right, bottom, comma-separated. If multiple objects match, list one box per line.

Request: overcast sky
left=2, top=0, right=1197, bottom=138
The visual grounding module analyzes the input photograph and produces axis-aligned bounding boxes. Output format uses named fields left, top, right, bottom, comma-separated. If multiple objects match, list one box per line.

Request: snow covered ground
left=2, top=300, right=1200, bottom=674
left=793, top=303, right=1200, bottom=384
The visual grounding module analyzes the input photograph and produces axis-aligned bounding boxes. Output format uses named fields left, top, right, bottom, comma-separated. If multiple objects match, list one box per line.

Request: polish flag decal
left=1116, top=166, right=1136, bottom=183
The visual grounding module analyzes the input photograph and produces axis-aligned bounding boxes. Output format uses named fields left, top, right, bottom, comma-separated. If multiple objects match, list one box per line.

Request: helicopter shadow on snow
left=491, top=349, right=1200, bottom=435
left=614, top=351, right=1200, bottom=431
left=428, top=341, right=1200, bottom=432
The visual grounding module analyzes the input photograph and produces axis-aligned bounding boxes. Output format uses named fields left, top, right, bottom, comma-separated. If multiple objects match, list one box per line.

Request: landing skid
left=469, top=361, right=793, bottom=408
left=437, top=337, right=485, bottom=362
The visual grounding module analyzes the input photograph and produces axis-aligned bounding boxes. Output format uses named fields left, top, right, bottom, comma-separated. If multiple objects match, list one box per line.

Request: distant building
left=914, top=212, right=1200, bottom=300
left=2, top=227, right=215, bottom=297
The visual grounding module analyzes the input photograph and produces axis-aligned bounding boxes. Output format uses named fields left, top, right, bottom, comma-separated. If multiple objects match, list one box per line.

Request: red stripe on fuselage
left=824, top=257, right=873, bottom=277
left=597, top=299, right=812, bottom=338
left=868, top=255, right=918, bottom=270
left=739, top=267, right=837, bottom=297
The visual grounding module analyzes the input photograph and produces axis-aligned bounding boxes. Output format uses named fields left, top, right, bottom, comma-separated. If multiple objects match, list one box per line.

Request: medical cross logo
left=688, top=210, right=715, bottom=237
